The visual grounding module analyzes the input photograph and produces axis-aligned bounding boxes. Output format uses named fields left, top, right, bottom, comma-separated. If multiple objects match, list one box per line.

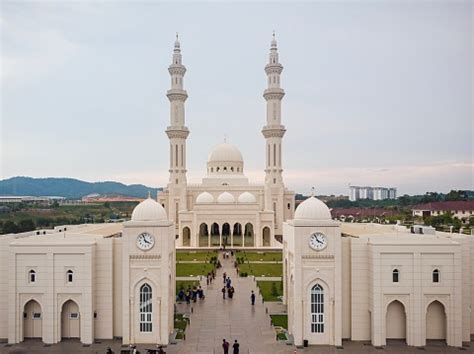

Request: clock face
left=136, top=232, right=155, bottom=250
left=309, top=232, right=327, bottom=251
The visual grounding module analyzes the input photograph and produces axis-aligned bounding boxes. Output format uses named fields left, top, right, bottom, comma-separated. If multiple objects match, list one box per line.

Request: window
left=216, top=167, right=220, bottom=172
left=287, top=203, right=291, bottom=210
left=211, top=167, right=213, bottom=172
left=231, top=167, right=234, bottom=172
left=69, top=313, right=79, bottom=319
left=140, top=284, right=152, bottom=332
left=273, top=178, right=276, bottom=184
left=67, top=270, right=73, bottom=283
left=311, top=284, right=324, bottom=333
left=32, top=312, right=41, bottom=319
left=224, top=167, right=227, bottom=171
left=392, top=269, right=399, bottom=283
left=432, top=269, right=440, bottom=283
left=29, top=270, right=36, bottom=283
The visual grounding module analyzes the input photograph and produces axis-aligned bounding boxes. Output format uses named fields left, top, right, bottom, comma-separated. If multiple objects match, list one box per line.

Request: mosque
left=156, top=33, right=295, bottom=249
left=0, top=35, right=473, bottom=350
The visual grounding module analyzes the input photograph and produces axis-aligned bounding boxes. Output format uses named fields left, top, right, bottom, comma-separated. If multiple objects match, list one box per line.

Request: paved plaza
left=1, top=252, right=472, bottom=353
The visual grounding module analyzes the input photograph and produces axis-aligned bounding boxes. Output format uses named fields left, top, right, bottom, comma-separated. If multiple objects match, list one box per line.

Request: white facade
left=284, top=197, right=474, bottom=348
left=158, top=34, right=295, bottom=248
left=0, top=199, right=176, bottom=346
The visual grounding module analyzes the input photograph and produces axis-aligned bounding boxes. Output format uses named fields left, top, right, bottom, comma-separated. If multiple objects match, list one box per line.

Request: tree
left=2, top=221, right=19, bottom=234
left=18, top=219, right=36, bottom=232
left=104, top=202, right=111, bottom=208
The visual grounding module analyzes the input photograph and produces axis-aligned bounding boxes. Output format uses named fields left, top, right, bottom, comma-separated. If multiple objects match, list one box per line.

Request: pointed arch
left=61, top=299, right=80, bottom=339
left=262, top=226, right=271, bottom=247
left=211, top=222, right=220, bottom=246
left=182, top=226, right=191, bottom=246
left=386, top=300, right=406, bottom=341
left=23, top=299, right=42, bottom=340
left=233, top=223, right=243, bottom=246
left=222, top=223, right=230, bottom=247
left=244, top=223, right=254, bottom=247
left=199, top=223, right=209, bottom=247
left=426, top=300, right=446, bottom=342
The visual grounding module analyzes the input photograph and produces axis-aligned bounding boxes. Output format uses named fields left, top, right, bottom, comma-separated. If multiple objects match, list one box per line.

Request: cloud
left=1, top=17, right=78, bottom=85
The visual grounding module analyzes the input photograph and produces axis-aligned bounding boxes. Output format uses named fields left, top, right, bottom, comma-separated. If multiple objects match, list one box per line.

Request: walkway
left=172, top=252, right=289, bottom=354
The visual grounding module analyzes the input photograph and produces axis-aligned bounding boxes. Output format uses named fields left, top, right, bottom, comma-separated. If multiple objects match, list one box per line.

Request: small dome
left=294, top=196, right=332, bottom=221
left=208, top=142, right=243, bottom=163
left=131, top=197, right=168, bottom=222
left=238, top=192, right=256, bottom=203
left=217, top=192, right=235, bottom=203
left=196, top=192, right=214, bottom=203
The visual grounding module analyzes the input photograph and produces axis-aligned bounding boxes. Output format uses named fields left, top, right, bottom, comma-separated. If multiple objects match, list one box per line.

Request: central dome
left=208, top=142, right=243, bottom=163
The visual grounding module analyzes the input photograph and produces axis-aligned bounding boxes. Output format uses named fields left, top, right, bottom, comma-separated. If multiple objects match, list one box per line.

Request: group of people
left=106, top=345, right=166, bottom=354
left=222, top=339, right=240, bottom=354
left=206, top=270, right=216, bottom=285
left=176, top=285, right=205, bottom=304
left=221, top=272, right=235, bottom=299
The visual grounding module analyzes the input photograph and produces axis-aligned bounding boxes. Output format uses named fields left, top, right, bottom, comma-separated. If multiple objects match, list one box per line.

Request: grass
left=240, top=251, right=282, bottom=262
left=257, top=281, right=283, bottom=301
left=174, top=314, right=188, bottom=339
left=176, top=280, right=200, bottom=295
left=176, top=251, right=216, bottom=262
left=176, top=263, right=215, bottom=277
left=270, top=315, right=288, bottom=329
left=238, top=263, right=282, bottom=277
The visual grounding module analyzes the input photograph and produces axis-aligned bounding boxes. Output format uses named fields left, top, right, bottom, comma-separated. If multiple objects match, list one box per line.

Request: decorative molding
left=168, top=66, right=186, bottom=75
left=263, top=89, right=285, bottom=101
left=262, top=126, right=286, bottom=138
left=166, top=89, right=188, bottom=102
left=302, top=254, right=334, bottom=259
left=165, top=128, right=189, bottom=139
left=265, top=64, right=283, bottom=74
left=130, top=254, right=161, bottom=260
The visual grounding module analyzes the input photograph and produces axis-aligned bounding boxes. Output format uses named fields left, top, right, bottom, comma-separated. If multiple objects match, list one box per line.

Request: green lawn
left=176, top=263, right=215, bottom=277
left=176, top=280, right=200, bottom=295
left=257, top=281, right=283, bottom=301
left=239, top=263, right=282, bottom=277
left=241, top=251, right=282, bottom=262
left=174, top=314, right=188, bottom=339
left=270, top=314, right=288, bottom=329
left=176, top=251, right=216, bottom=262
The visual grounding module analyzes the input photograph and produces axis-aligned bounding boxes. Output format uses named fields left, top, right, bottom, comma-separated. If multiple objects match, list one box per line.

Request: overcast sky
left=1, top=1, right=472, bottom=196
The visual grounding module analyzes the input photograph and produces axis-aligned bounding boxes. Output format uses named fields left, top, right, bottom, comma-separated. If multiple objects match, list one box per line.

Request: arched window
left=231, top=167, right=234, bottom=172
left=29, top=269, right=36, bottom=283
left=216, top=167, right=220, bottom=172
left=66, top=270, right=73, bottom=283
left=211, top=167, right=213, bottom=172
left=392, top=269, right=399, bottom=283
left=432, top=269, right=440, bottom=283
left=223, top=166, right=227, bottom=171
left=140, top=283, right=152, bottom=332
left=311, top=284, right=324, bottom=333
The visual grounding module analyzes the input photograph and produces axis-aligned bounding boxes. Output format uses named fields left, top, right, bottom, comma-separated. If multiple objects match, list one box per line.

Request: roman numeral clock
left=309, top=232, right=327, bottom=251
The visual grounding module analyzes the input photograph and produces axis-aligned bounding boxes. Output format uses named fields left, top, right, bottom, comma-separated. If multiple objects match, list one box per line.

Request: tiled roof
left=331, top=208, right=397, bottom=218
left=412, top=201, right=474, bottom=211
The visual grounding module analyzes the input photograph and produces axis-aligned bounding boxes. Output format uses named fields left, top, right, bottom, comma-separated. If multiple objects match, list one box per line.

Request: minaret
left=166, top=34, right=189, bottom=222
left=262, top=32, right=286, bottom=211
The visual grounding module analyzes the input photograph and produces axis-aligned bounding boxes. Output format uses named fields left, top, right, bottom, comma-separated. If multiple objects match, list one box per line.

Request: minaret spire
left=165, top=34, right=189, bottom=221
left=262, top=32, right=286, bottom=191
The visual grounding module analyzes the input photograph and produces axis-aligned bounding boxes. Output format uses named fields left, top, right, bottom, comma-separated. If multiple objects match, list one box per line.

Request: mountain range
left=0, top=177, right=162, bottom=199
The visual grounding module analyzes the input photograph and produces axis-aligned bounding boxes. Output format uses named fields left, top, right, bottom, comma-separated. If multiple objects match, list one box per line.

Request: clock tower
left=122, top=197, right=175, bottom=345
left=283, top=196, right=342, bottom=346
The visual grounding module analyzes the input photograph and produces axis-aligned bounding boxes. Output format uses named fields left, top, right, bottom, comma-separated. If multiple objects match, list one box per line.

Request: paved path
left=172, top=252, right=289, bottom=354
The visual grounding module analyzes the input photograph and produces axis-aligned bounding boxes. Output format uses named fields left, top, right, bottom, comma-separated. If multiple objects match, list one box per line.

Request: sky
left=1, top=0, right=472, bottom=196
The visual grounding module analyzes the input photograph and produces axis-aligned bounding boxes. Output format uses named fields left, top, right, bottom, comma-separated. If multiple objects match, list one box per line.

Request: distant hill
left=0, top=177, right=162, bottom=199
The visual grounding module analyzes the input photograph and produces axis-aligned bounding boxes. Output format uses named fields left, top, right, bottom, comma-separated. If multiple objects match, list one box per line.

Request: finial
left=311, top=187, right=315, bottom=197
left=272, top=30, right=275, bottom=38
left=176, top=32, right=179, bottom=40
left=271, top=31, right=277, bottom=48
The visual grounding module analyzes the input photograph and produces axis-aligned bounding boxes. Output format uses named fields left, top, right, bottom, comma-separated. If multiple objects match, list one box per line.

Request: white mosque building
left=157, top=34, right=295, bottom=249
left=0, top=35, right=473, bottom=349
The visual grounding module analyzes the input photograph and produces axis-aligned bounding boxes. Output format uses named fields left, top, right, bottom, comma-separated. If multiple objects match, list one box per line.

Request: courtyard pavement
left=1, top=252, right=472, bottom=354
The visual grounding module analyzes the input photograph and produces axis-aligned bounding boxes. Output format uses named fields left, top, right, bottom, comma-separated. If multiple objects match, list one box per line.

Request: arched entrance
left=222, top=223, right=230, bottom=247
left=386, top=300, right=406, bottom=341
left=23, top=299, right=42, bottom=339
left=426, top=301, right=446, bottom=342
left=211, top=223, right=220, bottom=247
left=61, top=300, right=80, bottom=339
left=182, top=227, right=191, bottom=246
left=199, top=223, right=209, bottom=247
left=244, top=223, right=254, bottom=247
left=262, top=227, right=271, bottom=247
left=233, top=223, right=242, bottom=246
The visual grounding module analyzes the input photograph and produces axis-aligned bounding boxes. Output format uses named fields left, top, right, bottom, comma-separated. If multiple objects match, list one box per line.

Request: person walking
left=223, top=272, right=227, bottom=284
left=222, top=286, right=226, bottom=299
left=250, top=290, right=256, bottom=305
left=222, top=339, right=230, bottom=354
left=232, top=339, right=240, bottom=354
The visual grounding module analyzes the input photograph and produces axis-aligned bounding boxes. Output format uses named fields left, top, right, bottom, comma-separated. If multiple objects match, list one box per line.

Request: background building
left=349, top=186, right=397, bottom=201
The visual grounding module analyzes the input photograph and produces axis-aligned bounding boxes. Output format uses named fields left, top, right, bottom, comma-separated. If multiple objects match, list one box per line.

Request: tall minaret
left=262, top=33, right=286, bottom=212
left=166, top=34, right=189, bottom=222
